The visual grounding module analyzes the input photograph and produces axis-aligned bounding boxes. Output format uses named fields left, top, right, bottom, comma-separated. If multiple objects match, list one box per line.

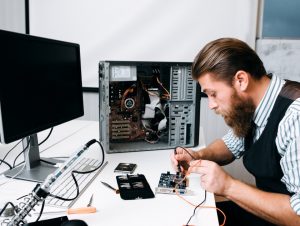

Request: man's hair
left=192, top=38, right=266, bottom=84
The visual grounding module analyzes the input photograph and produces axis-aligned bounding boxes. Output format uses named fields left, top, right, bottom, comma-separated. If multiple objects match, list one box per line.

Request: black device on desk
left=23, top=216, right=88, bottom=226
left=0, top=29, right=84, bottom=182
left=116, top=174, right=155, bottom=200
left=114, top=163, right=137, bottom=174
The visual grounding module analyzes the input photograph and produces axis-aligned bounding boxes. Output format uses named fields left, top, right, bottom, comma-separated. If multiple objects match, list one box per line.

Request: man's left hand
left=189, top=159, right=234, bottom=196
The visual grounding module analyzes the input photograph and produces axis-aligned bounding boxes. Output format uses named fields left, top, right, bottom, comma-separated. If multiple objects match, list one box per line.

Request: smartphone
left=114, top=163, right=137, bottom=174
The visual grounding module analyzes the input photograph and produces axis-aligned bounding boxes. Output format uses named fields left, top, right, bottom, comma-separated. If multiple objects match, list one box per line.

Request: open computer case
left=99, top=61, right=201, bottom=153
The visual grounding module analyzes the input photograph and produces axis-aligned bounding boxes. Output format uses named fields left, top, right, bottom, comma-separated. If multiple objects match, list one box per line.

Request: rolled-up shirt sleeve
left=222, top=129, right=245, bottom=159
left=291, top=194, right=300, bottom=215
left=276, top=102, right=300, bottom=215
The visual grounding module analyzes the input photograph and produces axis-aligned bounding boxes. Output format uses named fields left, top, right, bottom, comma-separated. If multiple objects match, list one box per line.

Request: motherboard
left=155, top=171, right=191, bottom=195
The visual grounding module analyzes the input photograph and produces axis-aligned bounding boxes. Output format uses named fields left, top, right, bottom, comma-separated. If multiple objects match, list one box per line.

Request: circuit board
left=155, top=171, right=190, bottom=195
left=108, top=68, right=170, bottom=144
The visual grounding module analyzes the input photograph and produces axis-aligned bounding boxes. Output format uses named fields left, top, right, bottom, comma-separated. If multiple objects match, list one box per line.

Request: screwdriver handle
left=67, top=206, right=96, bottom=214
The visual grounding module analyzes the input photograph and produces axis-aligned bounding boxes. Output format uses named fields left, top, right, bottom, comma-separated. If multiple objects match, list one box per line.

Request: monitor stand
left=4, top=134, right=63, bottom=183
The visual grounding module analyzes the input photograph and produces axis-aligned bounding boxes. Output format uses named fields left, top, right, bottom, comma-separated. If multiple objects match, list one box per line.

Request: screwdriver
left=42, top=194, right=96, bottom=215
left=100, top=181, right=120, bottom=194
left=67, top=194, right=96, bottom=214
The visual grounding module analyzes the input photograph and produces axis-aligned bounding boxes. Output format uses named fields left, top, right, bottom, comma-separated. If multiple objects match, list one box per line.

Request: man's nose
left=208, top=98, right=218, bottom=110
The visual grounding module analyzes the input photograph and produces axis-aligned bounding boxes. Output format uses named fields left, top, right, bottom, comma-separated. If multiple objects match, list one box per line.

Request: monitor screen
left=0, top=29, right=84, bottom=144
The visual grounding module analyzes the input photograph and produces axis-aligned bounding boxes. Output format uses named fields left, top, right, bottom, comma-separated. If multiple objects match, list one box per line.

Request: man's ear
left=233, top=70, right=249, bottom=92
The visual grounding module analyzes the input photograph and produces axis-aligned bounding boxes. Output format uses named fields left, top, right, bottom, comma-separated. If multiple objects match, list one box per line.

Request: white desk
left=0, top=120, right=219, bottom=226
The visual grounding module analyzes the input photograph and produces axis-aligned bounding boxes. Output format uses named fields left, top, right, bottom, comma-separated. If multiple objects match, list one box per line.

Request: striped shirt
left=222, top=74, right=300, bottom=215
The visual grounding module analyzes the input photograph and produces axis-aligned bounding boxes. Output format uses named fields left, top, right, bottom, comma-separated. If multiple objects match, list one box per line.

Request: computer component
left=45, top=157, right=106, bottom=208
left=155, top=171, right=192, bottom=195
left=99, top=61, right=201, bottom=153
left=116, top=174, right=155, bottom=200
left=0, top=29, right=84, bottom=182
left=114, top=163, right=137, bottom=174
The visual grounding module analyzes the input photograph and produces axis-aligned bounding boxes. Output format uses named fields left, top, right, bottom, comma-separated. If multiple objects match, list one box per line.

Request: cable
left=186, top=190, right=207, bottom=225
left=175, top=146, right=196, bottom=160
left=48, top=140, right=105, bottom=201
left=13, top=137, right=31, bottom=168
left=0, top=202, right=16, bottom=217
left=40, top=159, right=57, bottom=165
left=0, top=139, right=23, bottom=168
left=173, top=150, right=226, bottom=226
left=0, top=159, right=12, bottom=170
left=11, top=128, right=54, bottom=168
left=0, top=161, right=26, bottom=187
left=35, top=200, right=45, bottom=222
left=175, top=177, right=226, bottom=226
left=4, top=139, right=104, bottom=225
left=156, top=77, right=171, bottom=100
left=174, top=146, right=196, bottom=173
left=0, top=144, right=32, bottom=187
left=16, top=193, right=30, bottom=200
left=38, top=128, right=53, bottom=146
left=13, top=151, right=24, bottom=168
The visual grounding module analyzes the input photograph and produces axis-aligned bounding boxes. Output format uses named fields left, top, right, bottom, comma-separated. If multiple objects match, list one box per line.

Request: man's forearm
left=195, top=139, right=234, bottom=165
left=225, top=179, right=300, bottom=226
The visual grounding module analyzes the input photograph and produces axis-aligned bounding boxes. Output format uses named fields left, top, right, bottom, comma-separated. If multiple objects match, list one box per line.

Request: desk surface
left=0, top=120, right=219, bottom=226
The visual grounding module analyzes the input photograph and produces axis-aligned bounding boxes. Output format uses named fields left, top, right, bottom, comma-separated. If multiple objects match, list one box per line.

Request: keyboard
left=45, top=157, right=107, bottom=208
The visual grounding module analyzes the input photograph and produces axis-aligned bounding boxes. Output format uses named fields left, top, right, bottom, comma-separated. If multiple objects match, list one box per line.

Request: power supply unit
left=99, top=61, right=201, bottom=153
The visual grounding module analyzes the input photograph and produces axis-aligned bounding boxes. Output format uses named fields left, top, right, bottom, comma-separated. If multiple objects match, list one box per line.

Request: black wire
left=49, top=140, right=105, bottom=201
left=185, top=190, right=207, bottom=225
left=2, top=139, right=104, bottom=223
left=35, top=200, right=45, bottom=222
left=0, top=139, right=23, bottom=168
left=15, top=129, right=54, bottom=168
left=49, top=172, right=80, bottom=201
left=12, top=128, right=53, bottom=167
left=13, top=150, right=24, bottom=167
left=179, top=146, right=196, bottom=160
left=16, top=193, right=31, bottom=200
left=15, top=159, right=56, bottom=168
left=38, top=128, right=53, bottom=146
left=0, top=202, right=16, bottom=217
left=13, top=138, right=31, bottom=168
left=0, top=159, right=12, bottom=169
left=40, top=159, right=57, bottom=165
left=14, top=161, right=24, bottom=168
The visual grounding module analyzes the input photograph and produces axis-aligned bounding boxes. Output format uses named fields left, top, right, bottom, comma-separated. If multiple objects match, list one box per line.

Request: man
left=171, top=38, right=300, bottom=226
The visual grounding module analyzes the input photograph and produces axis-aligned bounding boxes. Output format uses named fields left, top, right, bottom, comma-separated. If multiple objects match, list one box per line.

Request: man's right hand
left=171, top=147, right=195, bottom=173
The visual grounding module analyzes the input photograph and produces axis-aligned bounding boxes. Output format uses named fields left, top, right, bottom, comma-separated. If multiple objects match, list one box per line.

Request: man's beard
left=221, top=93, right=255, bottom=137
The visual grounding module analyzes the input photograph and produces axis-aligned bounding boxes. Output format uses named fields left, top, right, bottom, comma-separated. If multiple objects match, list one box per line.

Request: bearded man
left=171, top=38, right=300, bottom=226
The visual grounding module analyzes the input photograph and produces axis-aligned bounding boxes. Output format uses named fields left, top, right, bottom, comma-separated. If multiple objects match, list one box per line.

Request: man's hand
left=171, top=147, right=195, bottom=173
left=189, top=159, right=234, bottom=196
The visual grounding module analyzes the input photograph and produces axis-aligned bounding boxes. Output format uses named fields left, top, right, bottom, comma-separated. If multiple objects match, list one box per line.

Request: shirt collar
left=253, top=74, right=285, bottom=128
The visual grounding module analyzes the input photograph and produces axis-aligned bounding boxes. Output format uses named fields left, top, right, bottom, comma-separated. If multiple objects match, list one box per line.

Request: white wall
left=29, top=0, right=258, bottom=88
left=0, top=0, right=25, bottom=33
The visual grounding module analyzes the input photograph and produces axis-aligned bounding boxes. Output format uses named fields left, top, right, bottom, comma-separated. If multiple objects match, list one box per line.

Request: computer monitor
left=0, top=29, right=84, bottom=182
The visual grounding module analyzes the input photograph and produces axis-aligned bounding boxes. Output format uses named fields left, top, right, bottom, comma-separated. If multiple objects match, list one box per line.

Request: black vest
left=243, top=80, right=300, bottom=195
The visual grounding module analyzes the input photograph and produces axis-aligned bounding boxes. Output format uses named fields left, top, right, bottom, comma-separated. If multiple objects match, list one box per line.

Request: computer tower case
left=99, top=61, right=201, bottom=153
